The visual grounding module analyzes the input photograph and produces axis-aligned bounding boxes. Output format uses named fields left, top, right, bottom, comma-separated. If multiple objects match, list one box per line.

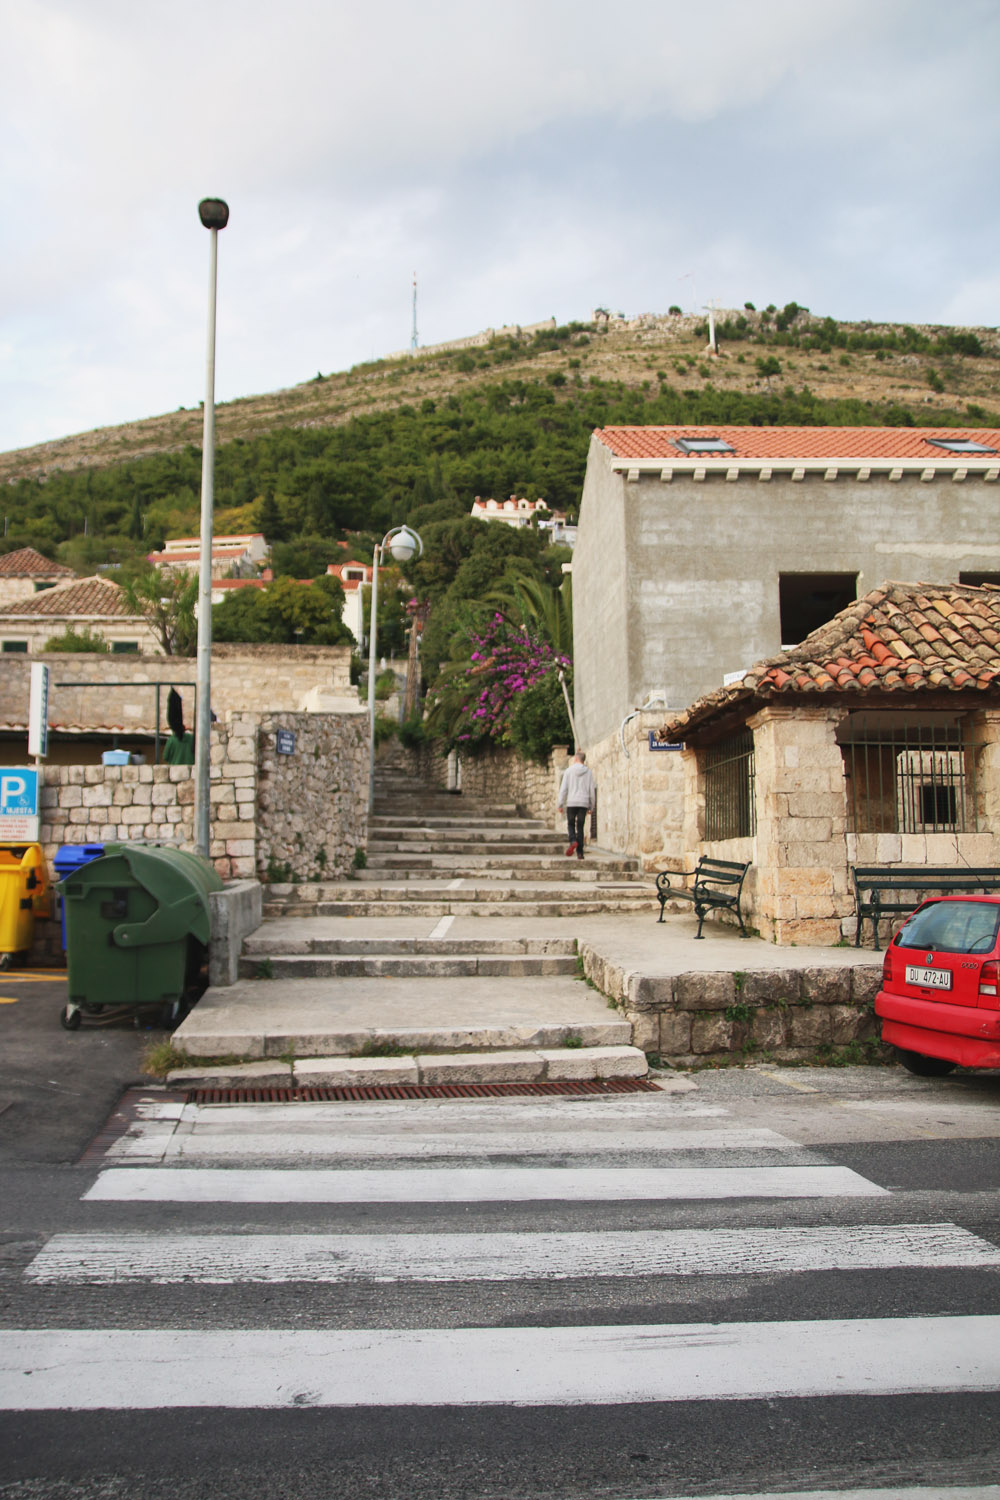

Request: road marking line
left=0, top=997, right=19, bottom=1004
left=427, top=915, right=455, bottom=939
left=104, top=1125, right=798, bottom=1161
left=25, top=1223, right=1000, bottom=1285
left=84, top=1164, right=888, bottom=1203
left=4, top=1316, right=1000, bottom=1408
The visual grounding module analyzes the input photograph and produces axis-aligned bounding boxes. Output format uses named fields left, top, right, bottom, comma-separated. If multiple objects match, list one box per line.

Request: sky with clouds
left=1, top=0, right=997, bottom=455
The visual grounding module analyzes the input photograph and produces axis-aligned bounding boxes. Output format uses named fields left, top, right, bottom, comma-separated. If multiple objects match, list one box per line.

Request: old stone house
left=0, top=547, right=75, bottom=607
left=0, top=576, right=159, bottom=656
left=658, top=580, right=1000, bottom=944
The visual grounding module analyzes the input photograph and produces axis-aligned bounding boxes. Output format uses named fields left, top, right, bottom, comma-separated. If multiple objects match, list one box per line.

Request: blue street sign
left=276, top=730, right=296, bottom=756
left=0, top=768, right=40, bottom=839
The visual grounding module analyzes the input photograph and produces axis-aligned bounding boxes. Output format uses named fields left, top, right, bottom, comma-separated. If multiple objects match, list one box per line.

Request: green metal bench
left=851, top=865, right=1000, bottom=950
left=656, top=857, right=751, bottom=939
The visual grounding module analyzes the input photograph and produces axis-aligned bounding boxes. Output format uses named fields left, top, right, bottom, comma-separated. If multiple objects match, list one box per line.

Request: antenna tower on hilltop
left=411, top=272, right=418, bottom=351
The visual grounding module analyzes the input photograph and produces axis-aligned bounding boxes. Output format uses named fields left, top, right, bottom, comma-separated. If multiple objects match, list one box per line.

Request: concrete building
left=573, top=425, right=1000, bottom=749
left=147, top=532, right=269, bottom=580
left=470, top=495, right=552, bottom=530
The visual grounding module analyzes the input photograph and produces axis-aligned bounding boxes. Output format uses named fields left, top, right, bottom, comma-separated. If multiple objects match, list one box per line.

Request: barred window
left=839, top=714, right=981, bottom=835
left=704, top=728, right=756, bottom=841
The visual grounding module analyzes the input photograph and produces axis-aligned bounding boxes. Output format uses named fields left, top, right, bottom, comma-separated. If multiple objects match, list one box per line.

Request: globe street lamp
left=367, top=525, right=423, bottom=815
left=194, top=197, right=229, bottom=858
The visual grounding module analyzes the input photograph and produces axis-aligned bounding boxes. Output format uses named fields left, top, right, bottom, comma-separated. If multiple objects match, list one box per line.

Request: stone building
left=658, top=580, right=1000, bottom=944
left=573, top=425, right=1000, bottom=749
left=0, top=547, right=75, bottom=607
left=0, top=576, right=160, bottom=655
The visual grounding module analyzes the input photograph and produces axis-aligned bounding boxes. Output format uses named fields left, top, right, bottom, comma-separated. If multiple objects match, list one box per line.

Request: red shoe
left=565, top=842, right=577, bottom=857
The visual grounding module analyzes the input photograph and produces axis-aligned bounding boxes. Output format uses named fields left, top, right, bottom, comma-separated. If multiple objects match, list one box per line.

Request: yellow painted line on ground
left=758, top=1069, right=819, bottom=1094
left=0, top=997, right=19, bottom=1004
left=0, top=972, right=67, bottom=982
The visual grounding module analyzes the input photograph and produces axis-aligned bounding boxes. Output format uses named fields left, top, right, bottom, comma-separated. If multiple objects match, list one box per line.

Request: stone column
left=748, top=704, right=851, bottom=945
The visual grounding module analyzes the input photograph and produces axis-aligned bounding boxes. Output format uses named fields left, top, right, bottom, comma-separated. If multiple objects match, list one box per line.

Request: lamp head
left=387, top=525, right=422, bottom=564
left=198, top=198, right=230, bottom=231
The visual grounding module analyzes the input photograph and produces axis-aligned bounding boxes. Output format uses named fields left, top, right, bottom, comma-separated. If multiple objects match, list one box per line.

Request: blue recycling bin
left=53, top=844, right=105, bottom=949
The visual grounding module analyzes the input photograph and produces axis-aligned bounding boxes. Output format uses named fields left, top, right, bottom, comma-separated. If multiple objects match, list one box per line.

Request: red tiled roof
left=0, top=547, right=75, bottom=578
left=595, top=426, right=1000, bottom=461
left=663, top=581, right=1000, bottom=740
left=0, top=576, right=131, bottom=618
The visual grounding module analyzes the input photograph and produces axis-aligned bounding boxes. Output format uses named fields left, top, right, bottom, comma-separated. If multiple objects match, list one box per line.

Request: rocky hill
left=2, top=306, right=998, bottom=488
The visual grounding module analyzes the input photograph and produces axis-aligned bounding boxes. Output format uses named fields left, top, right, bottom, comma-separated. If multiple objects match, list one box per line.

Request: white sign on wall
left=28, top=663, right=50, bottom=759
left=0, top=768, right=40, bottom=842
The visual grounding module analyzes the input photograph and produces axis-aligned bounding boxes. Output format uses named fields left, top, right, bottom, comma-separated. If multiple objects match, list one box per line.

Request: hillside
left=2, top=305, right=998, bottom=489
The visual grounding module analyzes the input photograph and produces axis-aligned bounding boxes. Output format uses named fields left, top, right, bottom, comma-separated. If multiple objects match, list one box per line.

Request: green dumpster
left=59, top=842, right=223, bottom=1031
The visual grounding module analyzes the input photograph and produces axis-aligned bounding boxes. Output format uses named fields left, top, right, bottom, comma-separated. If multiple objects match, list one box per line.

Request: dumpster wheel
left=60, top=1005, right=82, bottom=1031
left=0, top=953, right=11, bottom=971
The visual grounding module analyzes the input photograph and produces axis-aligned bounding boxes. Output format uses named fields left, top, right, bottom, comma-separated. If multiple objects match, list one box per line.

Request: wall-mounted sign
left=275, top=730, right=296, bottom=756
left=648, top=732, right=681, bottom=752
left=0, top=767, right=40, bottom=841
left=28, top=663, right=50, bottom=759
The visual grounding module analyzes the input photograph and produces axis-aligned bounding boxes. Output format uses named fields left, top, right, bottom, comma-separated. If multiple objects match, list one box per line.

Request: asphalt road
left=3, top=992, right=1000, bottom=1500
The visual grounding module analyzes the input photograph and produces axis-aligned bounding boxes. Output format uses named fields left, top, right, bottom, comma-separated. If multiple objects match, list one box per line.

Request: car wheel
left=896, top=1047, right=956, bottom=1077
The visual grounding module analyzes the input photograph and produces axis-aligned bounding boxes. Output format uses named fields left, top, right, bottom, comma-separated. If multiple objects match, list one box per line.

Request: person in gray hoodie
left=557, top=750, right=595, bottom=859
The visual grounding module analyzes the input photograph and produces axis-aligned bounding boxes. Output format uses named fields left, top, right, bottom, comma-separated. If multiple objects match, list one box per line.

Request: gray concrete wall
left=573, top=442, right=1000, bottom=744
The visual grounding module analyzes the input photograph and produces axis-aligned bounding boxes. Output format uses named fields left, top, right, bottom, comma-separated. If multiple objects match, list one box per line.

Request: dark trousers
left=566, top=806, right=587, bottom=849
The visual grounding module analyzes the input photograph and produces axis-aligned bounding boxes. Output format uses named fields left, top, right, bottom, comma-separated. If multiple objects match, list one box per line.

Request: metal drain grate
left=187, top=1079, right=661, bottom=1105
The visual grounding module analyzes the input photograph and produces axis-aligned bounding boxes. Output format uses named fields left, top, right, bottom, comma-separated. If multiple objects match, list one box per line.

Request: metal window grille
left=703, top=728, right=756, bottom=841
left=841, top=720, right=980, bottom=834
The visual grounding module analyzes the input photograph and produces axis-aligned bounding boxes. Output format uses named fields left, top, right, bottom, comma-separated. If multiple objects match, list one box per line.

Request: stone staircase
left=172, top=769, right=653, bottom=1086
left=263, top=769, right=655, bottom=919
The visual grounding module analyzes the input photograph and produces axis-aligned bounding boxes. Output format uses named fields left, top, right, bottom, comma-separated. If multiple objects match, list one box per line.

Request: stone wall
left=580, top=943, right=883, bottom=1065
left=586, top=711, right=685, bottom=869
left=36, top=708, right=367, bottom=885
left=0, top=645, right=355, bottom=738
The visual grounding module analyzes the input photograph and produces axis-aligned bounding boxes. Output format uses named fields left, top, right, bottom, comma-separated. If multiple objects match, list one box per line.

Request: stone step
left=243, top=936, right=579, bottom=956
left=266, top=879, right=653, bottom=904
left=263, top=895, right=654, bottom=919
left=168, top=1045, right=648, bottom=1089
left=370, top=816, right=542, bottom=831
left=363, top=859, right=638, bottom=880
left=368, top=836, right=564, bottom=852
left=238, top=952, right=581, bottom=980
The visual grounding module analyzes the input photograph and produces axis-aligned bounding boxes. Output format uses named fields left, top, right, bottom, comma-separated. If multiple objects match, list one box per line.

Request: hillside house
left=326, top=558, right=372, bottom=643
left=147, top=532, right=269, bottom=580
left=573, top=426, right=1000, bottom=750
left=0, top=576, right=157, bottom=656
left=658, top=581, right=1000, bottom=945
left=470, top=495, right=551, bottom=529
left=0, top=547, right=75, bottom=607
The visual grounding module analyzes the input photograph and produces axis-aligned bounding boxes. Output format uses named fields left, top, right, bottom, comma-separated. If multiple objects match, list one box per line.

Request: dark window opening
left=33, top=581, right=56, bottom=592
left=779, top=573, right=857, bottom=646
left=703, top=728, right=756, bottom=841
left=959, top=573, right=1000, bottom=587
left=838, top=713, right=980, bottom=835
left=111, top=641, right=140, bottom=655
left=674, top=437, right=734, bottom=455
left=920, top=783, right=957, bottom=826
left=1, top=641, right=28, bottom=653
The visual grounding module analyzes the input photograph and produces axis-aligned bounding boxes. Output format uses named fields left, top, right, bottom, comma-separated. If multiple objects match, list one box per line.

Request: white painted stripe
left=163, top=1099, right=729, bottom=1124
left=446, top=878, right=464, bottom=889
left=85, top=1164, right=887, bottom=1203
left=659, top=1490, right=1000, bottom=1500
left=25, top=1223, right=1000, bottom=1285
left=106, top=1126, right=797, bottom=1161
left=4, top=1316, right=1000, bottom=1409
left=427, top=914, right=455, bottom=939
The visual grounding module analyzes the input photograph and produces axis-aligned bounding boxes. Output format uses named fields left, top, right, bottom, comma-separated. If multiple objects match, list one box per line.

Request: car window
left=895, top=900, right=1000, bottom=955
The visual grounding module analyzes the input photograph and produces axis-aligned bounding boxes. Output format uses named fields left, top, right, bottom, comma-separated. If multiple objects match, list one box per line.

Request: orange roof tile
left=595, top=426, right=1000, bottom=462
left=0, top=576, right=131, bottom=618
left=0, top=547, right=75, bottom=578
left=663, top=580, right=1000, bottom=740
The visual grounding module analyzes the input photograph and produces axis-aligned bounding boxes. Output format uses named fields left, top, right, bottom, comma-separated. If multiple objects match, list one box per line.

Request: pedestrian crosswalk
left=5, top=1087, right=1000, bottom=1444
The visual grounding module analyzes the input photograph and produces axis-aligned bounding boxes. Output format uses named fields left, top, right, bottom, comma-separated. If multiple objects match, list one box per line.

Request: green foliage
left=120, top=563, right=197, bottom=656
left=398, top=716, right=426, bottom=749
left=374, top=669, right=397, bottom=700
left=507, top=666, right=573, bottom=762
left=213, top=574, right=351, bottom=645
left=271, top=534, right=337, bottom=579
left=43, top=626, right=110, bottom=653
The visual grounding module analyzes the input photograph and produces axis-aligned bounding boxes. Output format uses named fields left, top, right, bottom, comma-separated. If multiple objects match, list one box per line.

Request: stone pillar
left=748, top=704, right=851, bottom=945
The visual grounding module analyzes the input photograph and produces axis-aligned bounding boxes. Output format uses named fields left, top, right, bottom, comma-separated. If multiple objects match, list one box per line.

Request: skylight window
left=674, top=437, right=734, bottom=455
left=926, top=438, right=997, bottom=455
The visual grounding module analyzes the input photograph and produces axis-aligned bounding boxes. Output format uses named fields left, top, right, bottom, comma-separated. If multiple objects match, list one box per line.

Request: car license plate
left=905, top=965, right=952, bottom=990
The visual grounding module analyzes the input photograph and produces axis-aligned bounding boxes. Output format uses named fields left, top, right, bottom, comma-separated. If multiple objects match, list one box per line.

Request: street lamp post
left=194, top=196, right=229, bottom=858
left=367, top=525, right=423, bottom=816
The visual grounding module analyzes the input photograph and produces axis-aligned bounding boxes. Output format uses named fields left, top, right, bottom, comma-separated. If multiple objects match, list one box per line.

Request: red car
left=875, top=895, right=1000, bottom=1076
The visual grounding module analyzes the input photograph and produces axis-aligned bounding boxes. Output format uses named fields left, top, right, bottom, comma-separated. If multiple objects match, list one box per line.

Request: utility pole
left=411, top=272, right=418, bottom=351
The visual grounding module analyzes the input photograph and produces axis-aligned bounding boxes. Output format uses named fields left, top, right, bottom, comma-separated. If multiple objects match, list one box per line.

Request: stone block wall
left=580, top=943, right=884, bottom=1065
left=586, top=711, right=685, bottom=869
left=380, top=740, right=571, bottom=826
left=36, top=709, right=368, bottom=886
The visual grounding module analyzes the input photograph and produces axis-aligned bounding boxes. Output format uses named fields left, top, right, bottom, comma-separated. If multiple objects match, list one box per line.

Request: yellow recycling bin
left=0, top=843, right=52, bottom=969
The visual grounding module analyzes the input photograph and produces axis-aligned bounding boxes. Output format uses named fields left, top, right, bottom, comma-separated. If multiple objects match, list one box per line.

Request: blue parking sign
left=0, top=768, right=40, bottom=840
